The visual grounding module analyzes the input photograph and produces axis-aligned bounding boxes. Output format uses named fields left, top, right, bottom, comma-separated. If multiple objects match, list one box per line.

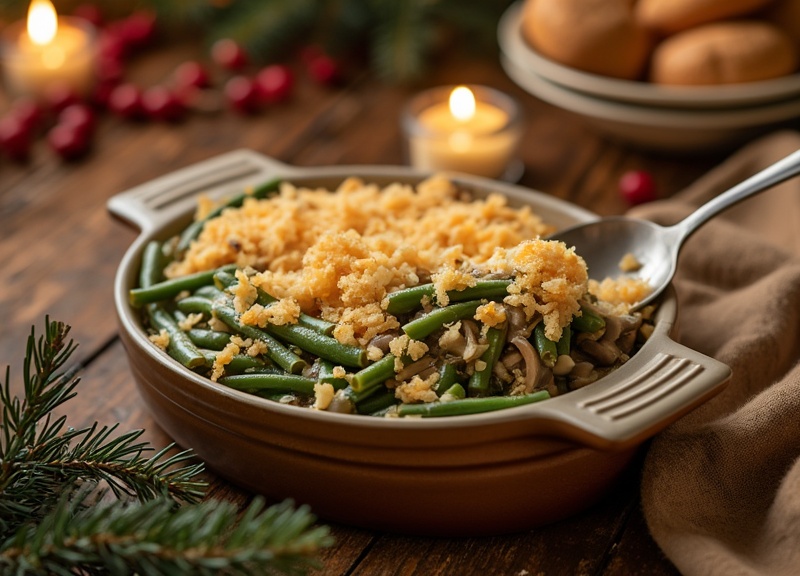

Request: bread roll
left=636, top=0, right=775, bottom=35
left=521, top=0, right=650, bottom=80
left=650, top=21, right=798, bottom=85
left=764, top=0, right=800, bottom=49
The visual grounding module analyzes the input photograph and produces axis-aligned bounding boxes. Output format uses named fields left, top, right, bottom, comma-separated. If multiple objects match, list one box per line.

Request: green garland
left=0, top=318, right=332, bottom=574
left=1, top=0, right=514, bottom=83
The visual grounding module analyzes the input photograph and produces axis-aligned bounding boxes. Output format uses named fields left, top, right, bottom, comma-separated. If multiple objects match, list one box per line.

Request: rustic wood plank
left=345, top=463, right=641, bottom=576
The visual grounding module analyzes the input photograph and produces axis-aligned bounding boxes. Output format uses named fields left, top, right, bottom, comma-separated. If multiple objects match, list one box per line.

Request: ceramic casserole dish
left=108, top=150, right=731, bottom=536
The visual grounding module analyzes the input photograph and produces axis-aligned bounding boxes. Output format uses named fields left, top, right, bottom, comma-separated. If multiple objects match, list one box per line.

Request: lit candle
left=1, top=0, right=96, bottom=99
left=402, top=85, right=522, bottom=180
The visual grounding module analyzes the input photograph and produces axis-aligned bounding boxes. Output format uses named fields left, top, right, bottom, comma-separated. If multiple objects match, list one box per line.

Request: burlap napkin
left=629, top=130, right=800, bottom=576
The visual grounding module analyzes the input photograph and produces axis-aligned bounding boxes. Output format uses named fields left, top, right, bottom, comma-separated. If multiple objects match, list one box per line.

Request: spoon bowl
left=549, top=148, right=800, bottom=310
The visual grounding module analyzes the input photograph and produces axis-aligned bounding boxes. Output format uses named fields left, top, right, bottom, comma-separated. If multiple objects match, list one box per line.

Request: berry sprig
left=0, top=5, right=344, bottom=164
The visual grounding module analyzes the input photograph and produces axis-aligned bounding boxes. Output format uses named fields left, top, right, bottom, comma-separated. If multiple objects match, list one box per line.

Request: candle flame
left=449, top=86, right=476, bottom=122
left=27, top=0, right=58, bottom=46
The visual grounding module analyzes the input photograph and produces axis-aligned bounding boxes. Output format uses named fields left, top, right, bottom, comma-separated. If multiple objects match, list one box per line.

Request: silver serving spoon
left=549, top=148, right=800, bottom=311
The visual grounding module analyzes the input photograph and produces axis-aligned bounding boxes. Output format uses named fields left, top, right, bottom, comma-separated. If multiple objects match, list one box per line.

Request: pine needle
left=0, top=318, right=333, bottom=574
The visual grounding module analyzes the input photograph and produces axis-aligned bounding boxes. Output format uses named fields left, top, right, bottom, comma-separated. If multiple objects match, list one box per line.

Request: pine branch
left=369, top=0, right=435, bottom=84
left=206, top=0, right=320, bottom=64
left=1, top=318, right=333, bottom=573
left=1, top=490, right=332, bottom=575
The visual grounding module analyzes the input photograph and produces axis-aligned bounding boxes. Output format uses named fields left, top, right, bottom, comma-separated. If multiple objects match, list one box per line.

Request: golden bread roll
left=764, top=0, right=800, bottom=49
left=636, top=0, right=775, bottom=35
left=521, top=0, right=650, bottom=80
left=649, top=21, right=798, bottom=85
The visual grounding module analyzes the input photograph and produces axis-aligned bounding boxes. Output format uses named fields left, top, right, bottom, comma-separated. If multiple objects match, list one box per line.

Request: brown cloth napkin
left=630, top=131, right=800, bottom=576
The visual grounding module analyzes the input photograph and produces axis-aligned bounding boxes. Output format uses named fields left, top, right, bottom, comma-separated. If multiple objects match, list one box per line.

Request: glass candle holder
left=401, top=84, right=523, bottom=181
left=1, top=15, right=97, bottom=100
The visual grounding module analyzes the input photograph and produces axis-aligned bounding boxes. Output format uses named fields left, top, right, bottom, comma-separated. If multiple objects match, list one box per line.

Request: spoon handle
left=672, top=148, right=800, bottom=243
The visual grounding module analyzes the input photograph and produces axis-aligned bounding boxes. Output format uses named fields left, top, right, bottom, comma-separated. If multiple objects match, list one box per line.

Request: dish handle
left=538, top=322, right=731, bottom=451
left=107, top=149, right=291, bottom=233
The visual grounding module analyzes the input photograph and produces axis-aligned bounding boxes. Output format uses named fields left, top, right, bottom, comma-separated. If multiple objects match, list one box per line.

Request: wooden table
left=1, top=41, right=732, bottom=575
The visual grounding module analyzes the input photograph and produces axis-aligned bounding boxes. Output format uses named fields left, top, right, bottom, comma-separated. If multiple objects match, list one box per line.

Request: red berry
left=212, top=39, right=248, bottom=71
left=92, top=80, right=117, bottom=108
left=224, top=75, right=259, bottom=114
left=72, top=4, right=104, bottom=27
left=299, top=44, right=324, bottom=64
left=307, top=54, right=340, bottom=85
left=619, top=170, right=657, bottom=205
left=11, top=98, right=43, bottom=133
left=47, top=123, right=91, bottom=160
left=58, top=103, right=95, bottom=136
left=96, top=54, right=125, bottom=85
left=172, top=61, right=211, bottom=90
left=142, top=86, right=185, bottom=122
left=98, top=29, right=128, bottom=61
left=45, top=84, right=81, bottom=113
left=119, top=11, right=156, bottom=48
left=0, top=116, right=31, bottom=162
left=256, top=64, right=294, bottom=104
left=108, top=83, right=143, bottom=119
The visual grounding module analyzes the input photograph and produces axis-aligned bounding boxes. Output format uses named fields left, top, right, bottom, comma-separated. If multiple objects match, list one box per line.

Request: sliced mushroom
left=501, top=350, right=523, bottom=369
left=327, top=390, right=356, bottom=414
left=511, top=335, right=541, bottom=394
left=396, top=356, right=436, bottom=381
left=578, top=338, right=621, bottom=366
left=505, top=305, right=530, bottom=341
left=462, top=320, right=489, bottom=362
left=368, top=331, right=400, bottom=353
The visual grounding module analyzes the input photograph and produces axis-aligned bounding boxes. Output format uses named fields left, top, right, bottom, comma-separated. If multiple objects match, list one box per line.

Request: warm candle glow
left=27, top=0, right=58, bottom=46
left=449, top=86, right=476, bottom=122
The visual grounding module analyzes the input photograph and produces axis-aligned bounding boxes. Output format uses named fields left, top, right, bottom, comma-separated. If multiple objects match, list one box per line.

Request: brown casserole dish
left=108, top=150, right=730, bottom=536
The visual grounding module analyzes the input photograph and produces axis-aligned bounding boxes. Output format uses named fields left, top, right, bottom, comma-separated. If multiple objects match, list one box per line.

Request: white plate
left=498, top=2, right=800, bottom=110
left=501, top=52, right=800, bottom=152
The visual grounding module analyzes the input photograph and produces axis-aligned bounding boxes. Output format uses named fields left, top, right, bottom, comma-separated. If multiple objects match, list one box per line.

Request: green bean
left=200, top=350, right=275, bottom=374
left=177, top=177, right=282, bottom=252
left=396, top=391, right=550, bottom=417
left=402, top=300, right=482, bottom=341
left=172, top=308, right=188, bottom=324
left=351, top=354, right=396, bottom=393
left=571, top=305, right=606, bottom=333
left=436, top=363, right=460, bottom=396
left=193, top=284, right=227, bottom=301
left=357, top=389, right=397, bottom=415
left=318, top=360, right=349, bottom=390
left=468, top=324, right=508, bottom=397
left=267, top=323, right=367, bottom=368
left=212, top=304, right=306, bottom=374
left=556, top=324, right=571, bottom=356
left=219, top=373, right=316, bottom=395
left=138, top=240, right=205, bottom=369
left=533, top=322, right=557, bottom=368
left=440, top=382, right=466, bottom=400
left=212, top=274, right=362, bottom=366
left=386, top=279, right=513, bottom=315
left=187, top=328, right=232, bottom=350
left=147, top=304, right=206, bottom=369
left=176, top=295, right=214, bottom=315
left=139, top=240, right=167, bottom=289
left=214, top=270, right=336, bottom=337
left=130, top=264, right=237, bottom=307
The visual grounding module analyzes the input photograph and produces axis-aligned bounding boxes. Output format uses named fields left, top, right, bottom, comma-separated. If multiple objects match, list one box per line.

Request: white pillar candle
left=403, top=85, right=523, bottom=180
left=1, top=0, right=97, bottom=99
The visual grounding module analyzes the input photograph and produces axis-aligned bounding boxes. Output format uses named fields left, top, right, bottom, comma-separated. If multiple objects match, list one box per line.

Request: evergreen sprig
left=0, top=318, right=332, bottom=575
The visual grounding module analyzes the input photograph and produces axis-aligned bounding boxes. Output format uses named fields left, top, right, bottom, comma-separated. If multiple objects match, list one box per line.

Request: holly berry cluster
left=0, top=4, right=342, bottom=164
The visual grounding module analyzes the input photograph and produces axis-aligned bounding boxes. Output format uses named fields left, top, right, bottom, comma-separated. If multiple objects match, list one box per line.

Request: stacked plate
left=498, top=2, right=800, bottom=152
